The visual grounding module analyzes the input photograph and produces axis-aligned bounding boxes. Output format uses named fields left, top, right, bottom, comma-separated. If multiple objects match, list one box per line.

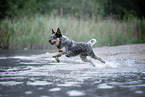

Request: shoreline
left=1, top=43, right=145, bottom=63
left=93, top=43, right=145, bottom=63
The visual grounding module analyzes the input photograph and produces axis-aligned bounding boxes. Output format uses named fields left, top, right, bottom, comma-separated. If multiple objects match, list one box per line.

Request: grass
left=0, top=14, right=145, bottom=49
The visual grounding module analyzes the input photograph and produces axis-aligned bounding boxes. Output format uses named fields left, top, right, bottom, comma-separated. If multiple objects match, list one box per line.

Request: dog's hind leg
left=91, top=54, right=105, bottom=64
left=80, top=55, right=95, bottom=67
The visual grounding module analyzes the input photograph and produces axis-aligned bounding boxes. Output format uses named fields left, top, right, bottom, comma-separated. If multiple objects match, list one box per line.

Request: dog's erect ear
left=56, top=28, right=62, bottom=37
left=52, top=29, right=55, bottom=34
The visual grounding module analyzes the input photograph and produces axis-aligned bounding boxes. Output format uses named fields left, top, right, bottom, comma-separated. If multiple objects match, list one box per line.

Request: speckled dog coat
left=49, top=28, right=105, bottom=67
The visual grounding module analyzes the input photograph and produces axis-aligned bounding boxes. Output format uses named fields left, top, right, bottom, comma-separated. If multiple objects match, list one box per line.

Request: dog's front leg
left=52, top=53, right=62, bottom=58
left=52, top=53, right=63, bottom=63
left=58, top=47, right=65, bottom=52
left=52, top=51, right=67, bottom=63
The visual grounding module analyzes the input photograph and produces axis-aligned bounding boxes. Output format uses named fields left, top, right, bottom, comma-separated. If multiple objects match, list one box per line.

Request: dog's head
left=49, top=28, right=62, bottom=47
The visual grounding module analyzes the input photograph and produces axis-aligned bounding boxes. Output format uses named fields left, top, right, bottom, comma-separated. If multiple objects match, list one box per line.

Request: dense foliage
left=0, top=0, right=145, bottom=19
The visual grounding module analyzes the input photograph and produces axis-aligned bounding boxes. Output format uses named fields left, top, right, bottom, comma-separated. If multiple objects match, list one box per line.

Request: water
left=0, top=45, right=145, bottom=97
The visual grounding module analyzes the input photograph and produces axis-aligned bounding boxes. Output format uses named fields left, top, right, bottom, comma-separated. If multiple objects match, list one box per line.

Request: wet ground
left=0, top=44, right=145, bottom=97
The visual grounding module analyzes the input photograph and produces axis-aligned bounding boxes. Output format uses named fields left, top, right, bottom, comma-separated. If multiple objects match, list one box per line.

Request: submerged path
left=0, top=44, right=145, bottom=97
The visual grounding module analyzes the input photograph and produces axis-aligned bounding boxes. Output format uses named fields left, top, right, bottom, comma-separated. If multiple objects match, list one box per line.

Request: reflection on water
left=0, top=49, right=145, bottom=97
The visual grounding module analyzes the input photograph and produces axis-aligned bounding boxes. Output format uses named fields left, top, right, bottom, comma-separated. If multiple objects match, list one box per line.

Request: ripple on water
left=108, top=80, right=145, bottom=88
left=27, top=81, right=53, bottom=86
left=49, top=88, right=61, bottom=92
left=135, top=90, right=143, bottom=94
left=37, top=87, right=44, bottom=90
left=66, top=90, right=85, bottom=96
left=40, top=95, right=50, bottom=97
left=97, top=83, right=114, bottom=89
left=25, top=91, right=32, bottom=94
left=57, top=82, right=81, bottom=87
left=0, top=81, right=23, bottom=86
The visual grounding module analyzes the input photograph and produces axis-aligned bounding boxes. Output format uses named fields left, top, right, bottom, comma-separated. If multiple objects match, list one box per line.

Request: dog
left=48, top=28, right=105, bottom=67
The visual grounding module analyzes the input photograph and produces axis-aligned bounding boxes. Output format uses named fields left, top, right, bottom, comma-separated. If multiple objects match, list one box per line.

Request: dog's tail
left=87, top=39, right=97, bottom=47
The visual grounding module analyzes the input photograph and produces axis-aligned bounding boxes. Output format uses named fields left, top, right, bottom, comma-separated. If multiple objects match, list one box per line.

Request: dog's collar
left=57, top=37, right=62, bottom=49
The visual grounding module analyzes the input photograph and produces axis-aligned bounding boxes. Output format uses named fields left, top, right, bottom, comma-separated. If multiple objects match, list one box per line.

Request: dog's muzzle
left=49, top=39, right=56, bottom=45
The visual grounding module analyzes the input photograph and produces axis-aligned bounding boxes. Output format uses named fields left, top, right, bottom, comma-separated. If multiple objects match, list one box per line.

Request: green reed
left=0, top=15, right=144, bottom=49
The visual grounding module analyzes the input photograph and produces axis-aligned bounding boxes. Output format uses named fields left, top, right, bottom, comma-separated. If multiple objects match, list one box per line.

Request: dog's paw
left=58, top=49, right=63, bottom=52
left=55, top=57, right=60, bottom=63
left=102, top=61, right=105, bottom=64
left=100, top=59, right=105, bottom=64
left=65, top=54, right=70, bottom=57
left=52, top=55, right=57, bottom=58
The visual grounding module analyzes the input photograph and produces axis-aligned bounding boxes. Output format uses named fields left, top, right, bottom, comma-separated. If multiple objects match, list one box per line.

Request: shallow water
left=0, top=49, right=145, bottom=97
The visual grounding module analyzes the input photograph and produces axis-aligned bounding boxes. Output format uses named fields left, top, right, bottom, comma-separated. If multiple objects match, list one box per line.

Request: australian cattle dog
left=49, top=28, right=105, bottom=67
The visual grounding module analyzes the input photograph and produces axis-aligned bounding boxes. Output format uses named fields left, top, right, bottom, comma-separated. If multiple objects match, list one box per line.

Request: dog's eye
left=51, top=35, right=57, bottom=39
left=53, top=36, right=57, bottom=39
